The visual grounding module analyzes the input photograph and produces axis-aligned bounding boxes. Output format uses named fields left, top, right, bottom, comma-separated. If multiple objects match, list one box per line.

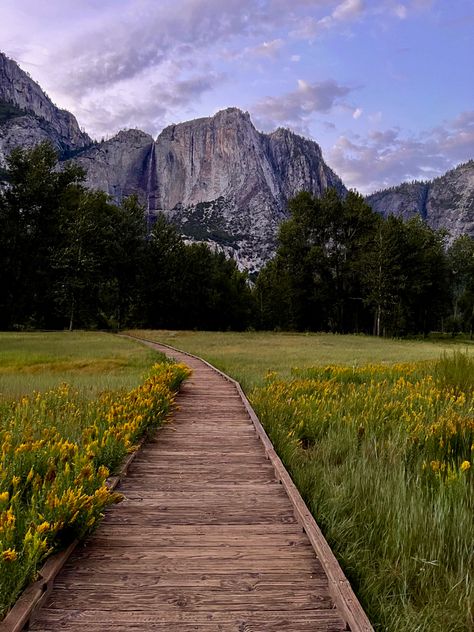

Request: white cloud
left=332, top=0, right=365, bottom=22
left=353, top=107, right=363, bottom=119
left=247, top=39, right=285, bottom=58
left=369, top=111, right=383, bottom=123
left=393, top=3, right=408, bottom=18
left=291, top=54, right=301, bottom=62
left=292, top=0, right=366, bottom=39
left=72, top=70, right=225, bottom=139
left=291, top=0, right=432, bottom=40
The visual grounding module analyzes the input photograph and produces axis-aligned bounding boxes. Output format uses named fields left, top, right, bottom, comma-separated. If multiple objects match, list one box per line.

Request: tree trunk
left=68, top=294, right=75, bottom=331
left=373, top=304, right=381, bottom=337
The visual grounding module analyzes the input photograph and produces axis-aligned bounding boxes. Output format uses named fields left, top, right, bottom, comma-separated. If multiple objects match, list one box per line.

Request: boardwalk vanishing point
left=24, top=339, right=373, bottom=632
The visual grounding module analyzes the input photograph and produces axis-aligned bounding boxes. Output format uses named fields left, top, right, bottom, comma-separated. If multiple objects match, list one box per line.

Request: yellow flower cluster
left=0, top=360, right=190, bottom=619
left=254, top=361, right=473, bottom=477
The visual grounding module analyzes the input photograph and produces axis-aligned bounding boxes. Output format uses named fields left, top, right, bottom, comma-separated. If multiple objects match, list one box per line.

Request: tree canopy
left=0, top=142, right=472, bottom=336
left=255, top=189, right=470, bottom=337
left=0, top=142, right=254, bottom=331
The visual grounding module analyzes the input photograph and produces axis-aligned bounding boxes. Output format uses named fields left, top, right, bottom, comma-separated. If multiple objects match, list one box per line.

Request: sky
left=1, top=0, right=473, bottom=194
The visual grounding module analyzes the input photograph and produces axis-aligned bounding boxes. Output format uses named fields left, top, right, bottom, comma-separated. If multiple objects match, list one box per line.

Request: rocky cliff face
left=0, top=53, right=91, bottom=167
left=79, top=108, right=346, bottom=271
left=151, top=109, right=345, bottom=270
left=366, top=161, right=474, bottom=240
left=73, top=129, right=154, bottom=206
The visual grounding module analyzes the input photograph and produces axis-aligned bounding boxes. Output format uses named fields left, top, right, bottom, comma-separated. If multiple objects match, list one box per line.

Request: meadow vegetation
left=133, top=331, right=474, bottom=631
left=130, top=329, right=473, bottom=389
left=253, top=357, right=473, bottom=631
left=0, top=333, right=190, bottom=619
left=0, top=332, right=159, bottom=399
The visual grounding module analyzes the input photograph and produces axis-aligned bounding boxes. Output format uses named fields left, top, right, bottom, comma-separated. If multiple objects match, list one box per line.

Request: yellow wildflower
left=97, top=465, right=109, bottom=479
left=36, top=521, right=51, bottom=535
left=2, top=548, right=18, bottom=562
left=460, top=460, right=471, bottom=472
left=0, top=492, right=9, bottom=503
left=4, top=508, right=15, bottom=528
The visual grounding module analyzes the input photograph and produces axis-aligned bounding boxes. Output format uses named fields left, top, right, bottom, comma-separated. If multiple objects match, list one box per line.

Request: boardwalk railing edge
left=128, top=334, right=374, bottom=632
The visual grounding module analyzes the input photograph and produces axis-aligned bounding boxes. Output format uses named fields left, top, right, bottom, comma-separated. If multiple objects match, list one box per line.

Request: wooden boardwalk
left=29, top=342, right=368, bottom=632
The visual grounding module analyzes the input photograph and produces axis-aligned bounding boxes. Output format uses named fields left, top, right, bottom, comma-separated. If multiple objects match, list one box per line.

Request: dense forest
left=257, top=190, right=474, bottom=336
left=1, top=142, right=473, bottom=336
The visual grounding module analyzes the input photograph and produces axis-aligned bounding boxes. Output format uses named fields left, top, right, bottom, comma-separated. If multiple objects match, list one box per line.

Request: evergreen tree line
left=0, top=142, right=473, bottom=336
left=256, top=190, right=474, bottom=336
left=0, top=143, right=253, bottom=331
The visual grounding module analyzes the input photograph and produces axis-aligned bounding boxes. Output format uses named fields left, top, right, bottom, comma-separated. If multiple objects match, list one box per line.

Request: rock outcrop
left=366, top=161, right=474, bottom=240
left=73, top=129, right=155, bottom=206
left=0, top=53, right=91, bottom=167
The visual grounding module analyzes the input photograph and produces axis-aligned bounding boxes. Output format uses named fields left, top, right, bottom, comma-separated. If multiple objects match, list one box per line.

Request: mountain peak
left=0, top=50, right=91, bottom=156
left=110, top=128, right=154, bottom=144
left=213, top=107, right=251, bottom=120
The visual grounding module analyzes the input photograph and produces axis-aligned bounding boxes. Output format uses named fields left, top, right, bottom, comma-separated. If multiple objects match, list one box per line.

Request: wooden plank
left=30, top=609, right=347, bottom=631
left=86, top=534, right=309, bottom=547
left=89, top=523, right=303, bottom=536
left=147, top=437, right=261, bottom=445
left=66, top=545, right=317, bottom=561
left=133, top=453, right=266, bottom=463
left=33, top=609, right=344, bottom=624
left=121, top=465, right=276, bottom=475
left=50, top=556, right=323, bottom=574
left=121, top=475, right=279, bottom=485
left=27, top=626, right=344, bottom=632
left=117, top=489, right=289, bottom=501
left=101, top=513, right=298, bottom=526
left=53, top=571, right=330, bottom=590
left=41, top=588, right=334, bottom=611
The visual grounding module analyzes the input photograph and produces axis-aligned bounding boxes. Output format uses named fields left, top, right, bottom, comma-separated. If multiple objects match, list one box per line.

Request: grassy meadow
left=129, top=329, right=474, bottom=389
left=0, top=332, right=160, bottom=399
left=130, top=330, right=474, bottom=632
left=0, top=332, right=190, bottom=618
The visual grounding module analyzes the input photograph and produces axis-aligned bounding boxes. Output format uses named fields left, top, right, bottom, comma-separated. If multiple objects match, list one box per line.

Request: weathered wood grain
left=30, top=608, right=348, bottom=632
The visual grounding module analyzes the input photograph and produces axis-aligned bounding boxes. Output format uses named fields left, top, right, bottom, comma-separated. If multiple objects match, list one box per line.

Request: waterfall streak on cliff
left=146, top=142, right=157, bottom=233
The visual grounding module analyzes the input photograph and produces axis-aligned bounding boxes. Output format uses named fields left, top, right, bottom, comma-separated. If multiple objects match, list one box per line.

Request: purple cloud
left=76, top=71, right=224, bottom=139
left=329, top=111, right=474, bottom=193
left=252, top=79, right=353, bottom=132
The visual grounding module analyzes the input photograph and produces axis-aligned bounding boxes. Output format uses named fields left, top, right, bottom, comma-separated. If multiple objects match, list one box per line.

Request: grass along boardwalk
left=28, top=340, right=371, bottom=632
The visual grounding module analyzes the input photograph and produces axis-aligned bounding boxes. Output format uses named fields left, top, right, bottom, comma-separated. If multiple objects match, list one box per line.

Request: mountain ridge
left=366, top=160, right=474, bottom=240
left=0, top=51, right=473, bottom=271
left=0, top=53, right=91, bottom=165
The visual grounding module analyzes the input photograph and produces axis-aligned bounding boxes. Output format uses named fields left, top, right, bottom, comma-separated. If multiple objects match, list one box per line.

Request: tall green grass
left=433, top=349, right=474, bottom=395
left=251, top=355, right=474, bottom=631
